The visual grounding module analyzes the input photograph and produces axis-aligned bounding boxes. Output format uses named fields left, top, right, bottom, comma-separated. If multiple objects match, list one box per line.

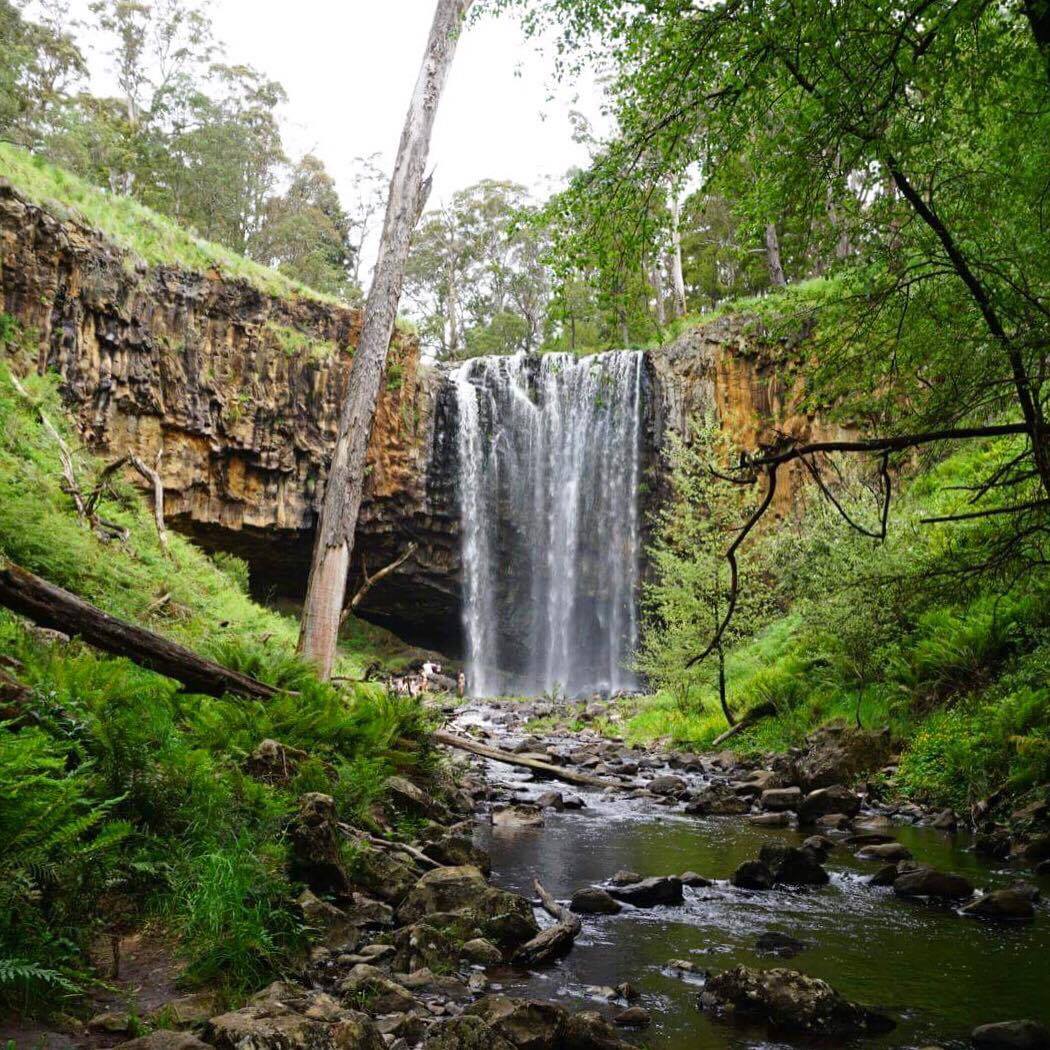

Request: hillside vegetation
left=0, top=359, right=440, bottom=1013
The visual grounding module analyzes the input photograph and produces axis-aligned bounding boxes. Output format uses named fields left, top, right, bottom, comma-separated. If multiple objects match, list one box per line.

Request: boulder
left=492, top=805, right=545, bottom=829
left=647, top=774, right=688, bottom=796
left=338, top=963, right=417, bottom=1014
left=932, top=808, right=958, bottom=830
left=1023, top=834, right=1050, bottom=864
left=386, top=775, right=446, bottom=820
left=801, top=835, right=835, bottom=859
left=461, top=937, right=504, bottom=964
left=893, top=867, right=973, bottom=901
left=612, top=1007, right=651, bottom=1028
left=466, top=996, right=566, bottom=1050
left=117, top=1036, right=213, bottom=1050
left=761, top=787, right=802, bottom=811
left=815, top=813, right=854, bottom=831
left=856, top=842, right=913, bottom=862
left=565, top=1010, right=634, bottom=1050
left=390, top=922, right=457, bottom=972
left=972, top=1020, right=1050, bottom=1049
left=960, top=890, right=1036, bottom=922
left=610, top=870, right=642, bottom=886
left=424, top=835, right=492, bottom=876
left=349, top=846, right=419, bottom=905
left=606, top=876, right=683, bottom=907
left=535, top=791, right=564, bottom=810
left=798, top=785, right=862, bottom=824
left=731, top=860, right=773, bottom=890
left=423, top=1015, right=516, bottom=1050
left=570, top=887, right=622, bottom=915
left=699, top=965, right=895, bottom=1037
left=207, top=983, right=385, bottom=1050
left=680, top=871, right=712, bottom=887
left=976, top=829, right=1013, bottom=860
left=244, top=738, right=308, bottom=785
left=287, top=793, right=352, bottom=898
left=868, top=864, right=901, bottom=887
left=684, top=783, right=750, bottom=816
left=758, top=844, right=829, bottom=886
left=754, top=931, right=807, bottom=957
left=965, top=1020, right=1050, bottom=1045
left=749, top=811, right=791, bottom=827
left=794, top=725, right=892, bottom=791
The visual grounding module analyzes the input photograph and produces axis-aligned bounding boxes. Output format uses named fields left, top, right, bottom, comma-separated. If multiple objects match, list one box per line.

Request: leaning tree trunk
left=298, top=0, right=474, bottom=678
left=669, top=192, right=688, bottom=317
left=764, top=222, right=787, bottom=287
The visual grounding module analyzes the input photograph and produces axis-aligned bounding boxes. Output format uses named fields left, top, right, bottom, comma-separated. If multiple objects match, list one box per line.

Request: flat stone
left=761, top=787, right=802, bottom=811
left=856, top=842, right=912, bottom=862
left=972, top=1019, right=1050, bottom=1049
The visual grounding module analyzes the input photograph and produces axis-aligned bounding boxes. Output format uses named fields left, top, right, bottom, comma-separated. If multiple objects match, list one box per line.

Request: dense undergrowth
left=0, top=360, right=440, bottom=1015
left=622, top=426, right=1050, bottom=813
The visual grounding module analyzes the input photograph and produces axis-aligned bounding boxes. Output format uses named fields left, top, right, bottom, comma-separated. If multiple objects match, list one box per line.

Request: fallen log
left=0, top=559, right=277, bottom=700
left=433, top=730, right=622, bottom=789
left=513, top=878, right=581, bottom=966
left=710, top=702, right=777, bottom=747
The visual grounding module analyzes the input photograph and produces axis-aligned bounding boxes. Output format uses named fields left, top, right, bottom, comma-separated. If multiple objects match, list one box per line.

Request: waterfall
left=453, top=351, right=645, bottom=697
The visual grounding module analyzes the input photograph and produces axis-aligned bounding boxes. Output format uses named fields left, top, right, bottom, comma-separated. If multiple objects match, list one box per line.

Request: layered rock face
left=1, top=179, right=847, bottom=652
left=0, top=181, right=460, bottom=647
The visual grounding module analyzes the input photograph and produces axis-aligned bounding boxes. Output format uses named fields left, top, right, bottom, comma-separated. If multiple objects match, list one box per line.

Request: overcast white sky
left=67, top=0, right=604, bottom=212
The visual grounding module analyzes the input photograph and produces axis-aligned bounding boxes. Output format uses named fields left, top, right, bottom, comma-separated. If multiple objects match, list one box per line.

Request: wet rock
left=612, top=1007, right=651, bottom=1028
left=424, top=835, right=492, bottom=876
left=1012, top=800, right=1049, bottom=824
left=562, top=795, right=586, bottom=810
left=932, top=808, right=958, bottom=830
left=534, top=791, right=564, bottom=810
left=1023, top=833, right=1050, bottom=864
left=492, top=805, right=545, bottom=829
left=339, top=963, right=418, bottom=1014
left=961, top=890, right=1036, bottom=922
left=972, top=1020, right=1050, bottom=1049
left=207, top=983, right=385, bottom=1050
left=610, top=870, right=642, bottom=886
left=976, top=829, right=1013, bottom=860
left=667, top=958, right=700, bottom=973
left=801, top=835, right=835, bottom=858
left=699, top=965, right=895, bottom=1036
left=684, top=783, right=750, bottom=816
left=815, top=813, right=854, bottom=830
left=759, top=844, right=829, bottom=886
left=845, top=832, right=896, bottom=847
left=680, top=871, right=713, bottom=887
left=893, top=867, right=973, bottom=901
left=565, top=1010, right=634, bottom=1050
left=755, top=931, right=807, bottom=957
left=1010, top=880, right=1041, bottom=903
left=749, top=812, right=791, bottom=827
left=245, top=738, right=309, bottom=785
left=868, top=863, right=901, bottom=887
left=794, top=725, right=893, bottom=791
left=855, top=814, right=896, bottom=830
left=761, top=787, right=802, bottom=811
left=798, top=785, right=862, bottom=824
left=117, top=1035, right=213, bottom=1050
left=461, top=937, right=504, bottom=964
left=466, top=996, right=566, bottom=1050
left=423, top=1015, right=516, bottom=1050
left=89, top=1013, right=134, bottom=1033
left=731, top=860, right=774, bottom=890
left=647, top=774, right=687, bottom=797
left=856, top=842, right=913, bottom=862
left=615, top=982, right=639, bottom=1001
left=606, top=876, right=683, bottom=907
left=288, top=793, right=352, bottom=898
left=570, top=887, right=622, bottom=915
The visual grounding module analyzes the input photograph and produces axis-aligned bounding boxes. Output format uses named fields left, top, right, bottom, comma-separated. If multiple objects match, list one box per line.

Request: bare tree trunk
left=669, top=192, right=687, bottom=317
left=650, top=258, right=667, bottom=327
left=764, top=222, right=787, bottom=287
left=298, top=0, right=473, bottom=678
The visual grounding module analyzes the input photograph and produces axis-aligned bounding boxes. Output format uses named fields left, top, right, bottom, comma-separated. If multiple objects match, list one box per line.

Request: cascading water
left=453, top=351, right=645, bottom=697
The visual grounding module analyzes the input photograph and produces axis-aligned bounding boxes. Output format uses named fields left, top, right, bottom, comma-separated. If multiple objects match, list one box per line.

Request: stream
left=456, top=703, right=1050, bottom=1050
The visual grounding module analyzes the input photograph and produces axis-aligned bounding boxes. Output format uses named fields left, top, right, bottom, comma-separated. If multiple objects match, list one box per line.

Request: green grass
left=0, top=143, right=338, bottom=304
left=0, top=359, right=446, bottom=1013
left=616, top=436, right=1050, bottom=811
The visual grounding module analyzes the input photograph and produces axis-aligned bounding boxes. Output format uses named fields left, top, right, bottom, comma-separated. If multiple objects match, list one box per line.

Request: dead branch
left=128, top=452, right=169, bottom=553
left=512, top=878, right=581, bottom=966
left=920, top=499, right=1050, bottom=525
left=690, top=421, right=1033, bottom=670
left=433, top=730, right=627, bottom=789
left=340, top=543, right=419, bottom=625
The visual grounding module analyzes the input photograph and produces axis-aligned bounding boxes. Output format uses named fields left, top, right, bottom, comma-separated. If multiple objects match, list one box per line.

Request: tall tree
left=298, top=0, right=474, bottom=677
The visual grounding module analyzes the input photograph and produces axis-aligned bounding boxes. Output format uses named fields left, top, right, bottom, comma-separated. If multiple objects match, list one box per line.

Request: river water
left=465, top=713, right=1050, bottom=1050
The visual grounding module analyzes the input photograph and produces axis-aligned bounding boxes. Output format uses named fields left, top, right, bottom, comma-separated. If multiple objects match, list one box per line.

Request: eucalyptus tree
left=298, top=0, right=475, bottom=677
left=491, top=0, right=1050, bottom=656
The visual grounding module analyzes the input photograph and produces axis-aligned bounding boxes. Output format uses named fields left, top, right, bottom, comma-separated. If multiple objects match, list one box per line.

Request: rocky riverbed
left=34, top=698, right=1050, bottom=1050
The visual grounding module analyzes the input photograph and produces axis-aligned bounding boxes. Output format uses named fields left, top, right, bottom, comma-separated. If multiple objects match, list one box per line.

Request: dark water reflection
left=474, top=765, right=1050, bottom=1050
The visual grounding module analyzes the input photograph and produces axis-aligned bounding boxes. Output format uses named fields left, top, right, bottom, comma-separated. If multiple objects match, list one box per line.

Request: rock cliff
left=0, top=178, right=846, bottom=652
